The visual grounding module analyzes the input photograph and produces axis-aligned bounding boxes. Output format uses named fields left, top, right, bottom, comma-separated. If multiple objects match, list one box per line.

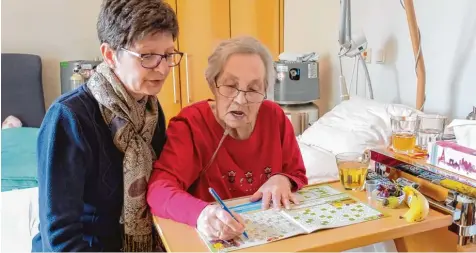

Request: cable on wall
left=400, top=0, right=426, bottom=111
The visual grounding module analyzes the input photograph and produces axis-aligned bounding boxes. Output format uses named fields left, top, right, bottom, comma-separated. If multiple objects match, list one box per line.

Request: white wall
left=285, top=0, right=476, bottom=120
left=3, top=0, right=475, bottom=117
left=1, top=0, right=101, bottom=108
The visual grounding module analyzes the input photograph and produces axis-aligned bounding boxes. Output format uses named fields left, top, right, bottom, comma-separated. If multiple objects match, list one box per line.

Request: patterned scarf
left=86, top=62, right=158, bottom=252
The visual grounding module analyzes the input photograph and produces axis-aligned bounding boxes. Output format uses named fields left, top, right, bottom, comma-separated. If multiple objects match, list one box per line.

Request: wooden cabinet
left=230, top=0, right=282, bottom=60
left=159, top=0, right=283, bottom=125
left=176, top=0, right=230, bottom=108
left=157, top=0, right=182, bottom=125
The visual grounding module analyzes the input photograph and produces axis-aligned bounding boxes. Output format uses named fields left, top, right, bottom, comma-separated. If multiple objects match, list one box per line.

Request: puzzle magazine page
left=199, top=185, right=385, bottom=252
left=281, top=194, right=385, bottom=233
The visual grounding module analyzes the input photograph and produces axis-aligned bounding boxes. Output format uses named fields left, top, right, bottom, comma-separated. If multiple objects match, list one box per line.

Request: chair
left=1, top=53, right=46, bottom=127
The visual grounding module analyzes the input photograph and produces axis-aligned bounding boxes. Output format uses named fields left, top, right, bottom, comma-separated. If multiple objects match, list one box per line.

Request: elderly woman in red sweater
left=147, top=36, right=308, bottom=241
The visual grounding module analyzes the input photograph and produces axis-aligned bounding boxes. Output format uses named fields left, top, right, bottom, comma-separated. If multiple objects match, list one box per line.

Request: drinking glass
left=416, top=114, right=447, bottom=150
left=390, top=115, right=419, bottom=154
left=365, top=180, right=381, bottom=205
left=336, top=152, right=370, bottom=191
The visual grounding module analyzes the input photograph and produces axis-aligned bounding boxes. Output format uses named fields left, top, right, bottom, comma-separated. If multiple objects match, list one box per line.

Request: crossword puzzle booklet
left=199, top=185, right=386, bottom=252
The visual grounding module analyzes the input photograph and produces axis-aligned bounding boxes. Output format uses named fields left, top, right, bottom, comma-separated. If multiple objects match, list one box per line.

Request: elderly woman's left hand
left=249, top=174, right=299, bottom=210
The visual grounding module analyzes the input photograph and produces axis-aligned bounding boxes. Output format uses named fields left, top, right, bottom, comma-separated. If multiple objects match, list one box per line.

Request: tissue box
left=428, top=141, right=476, bottom=180
left=447, top=119, right=476, bottom=150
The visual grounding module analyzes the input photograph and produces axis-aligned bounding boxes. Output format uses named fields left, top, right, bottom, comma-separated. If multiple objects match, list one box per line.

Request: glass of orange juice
left=390, top=115, right=419, bottom=154
left=336, top=152, right=370, bottom=191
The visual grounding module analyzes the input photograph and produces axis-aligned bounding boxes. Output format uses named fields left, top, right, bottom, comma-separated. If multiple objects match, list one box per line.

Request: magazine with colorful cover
left=198, top=185, right=385, bottom=252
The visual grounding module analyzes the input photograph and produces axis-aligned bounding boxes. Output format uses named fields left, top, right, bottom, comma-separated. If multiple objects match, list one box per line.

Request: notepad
left=198, top=185, right=385, bottom=252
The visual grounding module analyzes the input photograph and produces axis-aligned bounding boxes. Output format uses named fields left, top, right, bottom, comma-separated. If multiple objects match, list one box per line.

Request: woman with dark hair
left=32, top=0, right=181, bottom=251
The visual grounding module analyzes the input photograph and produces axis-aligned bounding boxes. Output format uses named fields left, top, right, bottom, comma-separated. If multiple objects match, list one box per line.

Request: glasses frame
left=121, top=48, right=184, bottom=69
left=214, top=82, right=267, bottom=104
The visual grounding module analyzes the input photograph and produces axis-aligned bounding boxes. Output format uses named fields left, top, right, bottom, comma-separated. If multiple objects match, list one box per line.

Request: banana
left=401, top=186, right=430, bottom=222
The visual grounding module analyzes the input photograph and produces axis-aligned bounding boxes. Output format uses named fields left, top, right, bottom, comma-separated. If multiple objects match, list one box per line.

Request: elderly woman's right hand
left=197, top=204, right=246, bottom=240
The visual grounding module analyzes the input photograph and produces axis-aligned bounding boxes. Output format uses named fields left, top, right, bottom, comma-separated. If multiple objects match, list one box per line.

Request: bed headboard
left=1, top=53, right=46, bottom=128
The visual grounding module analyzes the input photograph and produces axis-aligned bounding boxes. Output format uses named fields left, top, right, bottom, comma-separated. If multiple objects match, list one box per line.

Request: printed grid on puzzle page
left=202, top=205, right=306, bottom=252
left=200, top=185, right=384, bottom=252
left=282, top=195, right=384, bottom=233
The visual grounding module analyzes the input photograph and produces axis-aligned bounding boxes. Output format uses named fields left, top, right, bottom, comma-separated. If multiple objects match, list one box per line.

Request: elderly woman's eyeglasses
left=215, top=84, right=267, bottom=103
left=121, top=48, right=183, bottom=68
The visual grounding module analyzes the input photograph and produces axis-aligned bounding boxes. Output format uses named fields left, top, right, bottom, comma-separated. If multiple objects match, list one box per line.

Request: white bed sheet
left=1, top=187, right=39, bottom=253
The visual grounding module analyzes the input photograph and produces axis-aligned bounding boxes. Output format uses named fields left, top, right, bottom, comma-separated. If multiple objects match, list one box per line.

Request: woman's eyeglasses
left=121, top=48, right=183, bottom=69
left=215, top=83, right=266, bottom=103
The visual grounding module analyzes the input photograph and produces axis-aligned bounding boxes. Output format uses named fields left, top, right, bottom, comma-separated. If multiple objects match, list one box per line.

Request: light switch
left=375, top=49, right=385, bottom=64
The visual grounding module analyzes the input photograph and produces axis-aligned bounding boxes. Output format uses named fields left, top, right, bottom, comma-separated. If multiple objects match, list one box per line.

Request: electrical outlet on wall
left=361, top=48, right=371, bottom=63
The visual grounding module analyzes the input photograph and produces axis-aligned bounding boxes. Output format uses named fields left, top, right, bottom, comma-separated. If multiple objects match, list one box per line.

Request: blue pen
left=208, top=187, right=249, bottom=239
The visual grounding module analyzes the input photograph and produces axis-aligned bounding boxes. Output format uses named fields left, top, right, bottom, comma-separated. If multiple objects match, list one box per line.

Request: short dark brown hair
left=97, top=0, right=178, bottom=50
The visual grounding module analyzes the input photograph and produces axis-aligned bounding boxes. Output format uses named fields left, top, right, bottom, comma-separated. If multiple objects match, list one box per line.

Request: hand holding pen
left=196, top=188, right=248, bottom=241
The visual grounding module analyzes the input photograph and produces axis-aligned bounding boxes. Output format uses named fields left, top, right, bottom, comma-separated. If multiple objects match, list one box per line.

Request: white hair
left=205, top=36, right=275, bottom=91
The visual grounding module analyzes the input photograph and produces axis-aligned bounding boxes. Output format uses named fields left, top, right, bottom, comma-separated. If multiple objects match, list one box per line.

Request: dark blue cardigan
left=32, top=85, right=167, bottom=252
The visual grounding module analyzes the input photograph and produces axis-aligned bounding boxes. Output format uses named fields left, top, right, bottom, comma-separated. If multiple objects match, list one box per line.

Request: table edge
left=153, top=180, right=454, bottom=252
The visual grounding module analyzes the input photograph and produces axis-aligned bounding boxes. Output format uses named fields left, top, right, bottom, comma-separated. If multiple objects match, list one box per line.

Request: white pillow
left=298, top=140, right=339, bottom=184
left=299, top=96, right=419, bottom=154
